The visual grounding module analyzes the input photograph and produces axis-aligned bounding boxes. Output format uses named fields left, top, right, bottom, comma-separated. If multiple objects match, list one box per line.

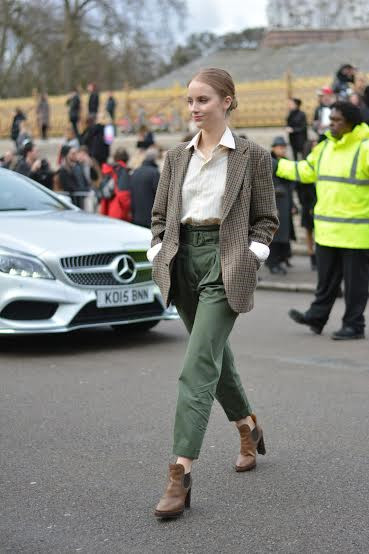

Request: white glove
left=249, top=241, right=270, bottom=264
left=146, top=242, right=162, bottom=262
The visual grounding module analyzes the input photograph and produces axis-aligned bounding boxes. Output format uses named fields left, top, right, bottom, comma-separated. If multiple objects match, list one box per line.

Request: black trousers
left=41, top=124, right=48, bottom=140
left=70, top=119, right=80, bottom=142
left=305, top=244, right=369, bottom=332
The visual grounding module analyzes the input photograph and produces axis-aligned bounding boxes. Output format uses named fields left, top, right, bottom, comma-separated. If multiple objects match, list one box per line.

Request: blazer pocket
left=247, top=248, right=261, bottom=271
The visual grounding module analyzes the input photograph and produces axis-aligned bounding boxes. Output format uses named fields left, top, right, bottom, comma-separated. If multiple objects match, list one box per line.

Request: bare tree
left=0, top=0, right=187, bottom=97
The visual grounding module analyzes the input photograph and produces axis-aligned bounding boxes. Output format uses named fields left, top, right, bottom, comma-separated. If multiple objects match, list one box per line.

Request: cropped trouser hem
left=223, top=409, right=252, bottom=423
left=173, top=444, right=200, bottom=460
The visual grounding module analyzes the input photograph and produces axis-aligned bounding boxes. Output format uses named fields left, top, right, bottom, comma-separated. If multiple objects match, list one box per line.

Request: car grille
left=69, top=299, right=163, bottom=326
left=60, top=251, right=152, bottom=288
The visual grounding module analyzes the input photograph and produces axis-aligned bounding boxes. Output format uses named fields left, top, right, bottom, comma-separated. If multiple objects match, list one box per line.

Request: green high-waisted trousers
left=171, top=224, right=252, bottom=459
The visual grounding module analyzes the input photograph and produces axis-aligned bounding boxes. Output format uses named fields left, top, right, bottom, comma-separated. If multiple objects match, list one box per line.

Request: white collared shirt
left=180, top=126, right=235, bottom=223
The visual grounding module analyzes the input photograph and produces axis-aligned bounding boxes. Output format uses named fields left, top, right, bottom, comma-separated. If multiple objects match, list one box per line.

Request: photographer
left=14, top=141, right=53, bottom=190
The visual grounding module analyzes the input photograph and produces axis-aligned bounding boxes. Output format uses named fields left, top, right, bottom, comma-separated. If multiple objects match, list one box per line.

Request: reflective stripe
left=317, top=140, right=329, bottom=173
left=318, top=175, right=369, bottom=186
left=295, top=162, right=301, bottom=182
left=314, top=214, right=369, bottom=224
left=317, top=138, right=369, bottom=185
left=350, top=138, right=369, bottom=178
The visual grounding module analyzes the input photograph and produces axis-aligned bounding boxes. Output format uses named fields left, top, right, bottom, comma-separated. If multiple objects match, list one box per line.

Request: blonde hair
left=188, top=67, right=238, bottom=115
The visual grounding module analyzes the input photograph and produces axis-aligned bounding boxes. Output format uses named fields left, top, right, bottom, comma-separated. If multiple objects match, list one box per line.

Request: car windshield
left=0, top=169, right=70, bottom=212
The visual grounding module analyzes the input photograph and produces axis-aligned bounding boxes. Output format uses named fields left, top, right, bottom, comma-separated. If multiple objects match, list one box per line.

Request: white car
left=0, top=168, right=177, bottom=335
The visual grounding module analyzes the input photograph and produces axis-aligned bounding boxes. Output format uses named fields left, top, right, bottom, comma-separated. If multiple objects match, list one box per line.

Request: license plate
left=96, top=286, right=154, bottom=308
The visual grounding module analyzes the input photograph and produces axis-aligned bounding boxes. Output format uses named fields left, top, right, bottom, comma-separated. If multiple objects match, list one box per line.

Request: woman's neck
left=198, top=123, right=227, bottom=152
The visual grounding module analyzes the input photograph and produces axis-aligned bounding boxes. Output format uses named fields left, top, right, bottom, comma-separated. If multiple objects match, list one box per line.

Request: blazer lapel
left=173, top=146, right=192, bottom=219
left=221, top=136, right=250, bottom=221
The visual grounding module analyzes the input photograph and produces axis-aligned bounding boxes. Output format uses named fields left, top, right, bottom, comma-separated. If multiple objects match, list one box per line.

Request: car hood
left=0, top=210, right=152, bottom=257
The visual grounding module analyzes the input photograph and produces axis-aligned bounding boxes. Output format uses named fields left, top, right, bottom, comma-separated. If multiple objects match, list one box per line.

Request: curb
left=257, top=280, right=315, bottom=293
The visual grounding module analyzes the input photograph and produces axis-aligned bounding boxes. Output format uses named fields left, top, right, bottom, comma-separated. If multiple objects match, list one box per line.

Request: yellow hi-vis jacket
left=277, top=123, right=369, bottom=249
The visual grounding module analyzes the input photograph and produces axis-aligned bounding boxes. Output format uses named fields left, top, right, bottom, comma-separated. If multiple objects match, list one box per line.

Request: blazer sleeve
left=151, top=151, right=171, bottom=246
left=249, top=150, right=279, bottom=246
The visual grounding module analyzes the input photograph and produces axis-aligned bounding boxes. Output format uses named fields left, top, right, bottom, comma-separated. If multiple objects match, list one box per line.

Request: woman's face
left=187, top=80, right=231, bottom=130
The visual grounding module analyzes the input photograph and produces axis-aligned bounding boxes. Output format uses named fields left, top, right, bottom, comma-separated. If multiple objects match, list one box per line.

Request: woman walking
left=149, top=68, right=278, bottom=518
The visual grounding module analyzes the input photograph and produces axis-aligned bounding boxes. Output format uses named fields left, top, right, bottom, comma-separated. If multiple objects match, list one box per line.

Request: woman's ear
left=224, top=96, right=232, bottom=113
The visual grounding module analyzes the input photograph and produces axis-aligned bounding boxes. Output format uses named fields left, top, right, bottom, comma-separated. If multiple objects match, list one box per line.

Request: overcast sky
left=185, top=0, right=268, bottom=36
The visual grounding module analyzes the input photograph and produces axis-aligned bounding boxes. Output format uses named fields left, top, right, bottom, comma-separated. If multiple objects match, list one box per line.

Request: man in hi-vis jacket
left=277, top=101, right=369, bottom=340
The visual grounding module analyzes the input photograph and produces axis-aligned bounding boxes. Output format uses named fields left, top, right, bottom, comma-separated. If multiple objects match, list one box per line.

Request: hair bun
left=230, top=96, right=238, bottom=112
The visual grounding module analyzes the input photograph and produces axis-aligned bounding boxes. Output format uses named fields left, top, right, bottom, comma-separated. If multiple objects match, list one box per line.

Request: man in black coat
left=88, top=83, right=99, bottom=121
left=286, top=98, right=307, bottom=161
left=10, top=108, right=26, bottom=145
left=106, top=92, right=117, bottom=123
left=130, top=149, right=160, bottom=228
left=266, top=136, right=295, bottom=275
left=66, top=87, right=81, bottom=141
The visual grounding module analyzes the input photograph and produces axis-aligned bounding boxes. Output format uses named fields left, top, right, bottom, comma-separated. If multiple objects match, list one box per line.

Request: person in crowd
left=36, top=93, right=50, bottom=140
left=99, top=148, right=132, bottom=221
left=56, top=127, right=80, bottom=165
left=286, top=98, right=307, bottom=161
left=54, top=145, right=77, bottom=197
left=136, top=124, right=155, bottom=150
left=0, top=151, right=16, bottom=170
left=105, top=92, right=117, bottom=123
left=277, top=101, right=369, bottom=340
left=66, top=87, right=81, bottom=142
left=77, top=145, right=100, bottom=189
left=10, top=108, right=26, bottom=146
left=353, top=72, right=368, bottom=98
left=266, top=136, right=295, bottom=275
left=64, top=127, right=80, bottom=149
left=87, top=83, right=99, bottom=121
left=81, top=114, right=110, bottom=166
left=14, top=141, right=53, bottom=189
left=130, top=147, right=160, bottom=228
left=54, top=145, right=91, bottom=207
left=332, top=64, right=357, bottom=100
left=150, top=67, right=278, bottom=519
left=348, top=92, right=369, bottom=124
left=15, top=120, right=32, bottom=154
left=297, top=140, right=318, bottom=270
left=312, top=86, right=335, bottom=142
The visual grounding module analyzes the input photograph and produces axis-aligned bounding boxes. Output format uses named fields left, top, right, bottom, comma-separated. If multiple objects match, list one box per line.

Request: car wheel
left=112, top=320, right=160, bottom=334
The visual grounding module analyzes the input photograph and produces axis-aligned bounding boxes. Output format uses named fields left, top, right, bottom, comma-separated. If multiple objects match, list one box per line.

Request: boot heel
left=185, top=488, right=191, bottom=508
left=257, top=433, right=266, bottom=455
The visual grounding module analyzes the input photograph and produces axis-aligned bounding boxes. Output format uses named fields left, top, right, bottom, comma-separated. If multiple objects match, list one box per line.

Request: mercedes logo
left=113, top=254, right=137, bottom=284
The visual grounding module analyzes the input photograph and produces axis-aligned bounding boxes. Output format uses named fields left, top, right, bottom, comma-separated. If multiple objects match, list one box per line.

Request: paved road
left=1, top=290, right=368, bottom=553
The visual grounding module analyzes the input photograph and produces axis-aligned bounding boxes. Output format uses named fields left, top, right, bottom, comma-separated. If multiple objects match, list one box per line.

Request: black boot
left=288, top=309, right=323, bottom=335
left=331, top=326, right=365, bottom=341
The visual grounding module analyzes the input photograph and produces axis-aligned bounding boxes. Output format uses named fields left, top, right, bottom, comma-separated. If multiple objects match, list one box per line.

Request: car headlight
left=0, top=248, right=54, bottom=280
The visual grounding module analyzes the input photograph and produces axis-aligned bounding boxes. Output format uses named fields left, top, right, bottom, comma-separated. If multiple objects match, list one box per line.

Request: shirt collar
left=185, top=126, right=235, bottom=150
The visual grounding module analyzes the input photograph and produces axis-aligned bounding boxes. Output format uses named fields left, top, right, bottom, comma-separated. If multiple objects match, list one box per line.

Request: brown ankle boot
left=154, top=464, right=192, bottom=518
left=235, top=414, right=266, bottom=472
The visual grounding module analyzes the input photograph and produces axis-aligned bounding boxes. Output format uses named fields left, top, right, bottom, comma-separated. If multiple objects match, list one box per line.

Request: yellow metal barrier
left=0, top=75, right=349, bottom=138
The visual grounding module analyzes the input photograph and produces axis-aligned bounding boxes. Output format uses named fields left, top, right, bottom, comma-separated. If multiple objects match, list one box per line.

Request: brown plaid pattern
left=151, top=134, right=279, bottom=313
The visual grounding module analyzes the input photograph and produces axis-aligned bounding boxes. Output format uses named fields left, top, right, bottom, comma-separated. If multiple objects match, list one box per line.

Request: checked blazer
left=151, top=134, right=279, bottom=313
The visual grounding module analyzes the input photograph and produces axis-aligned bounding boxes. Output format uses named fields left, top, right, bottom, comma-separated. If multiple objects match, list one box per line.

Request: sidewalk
left=258, top=253, right=316, bottom=293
